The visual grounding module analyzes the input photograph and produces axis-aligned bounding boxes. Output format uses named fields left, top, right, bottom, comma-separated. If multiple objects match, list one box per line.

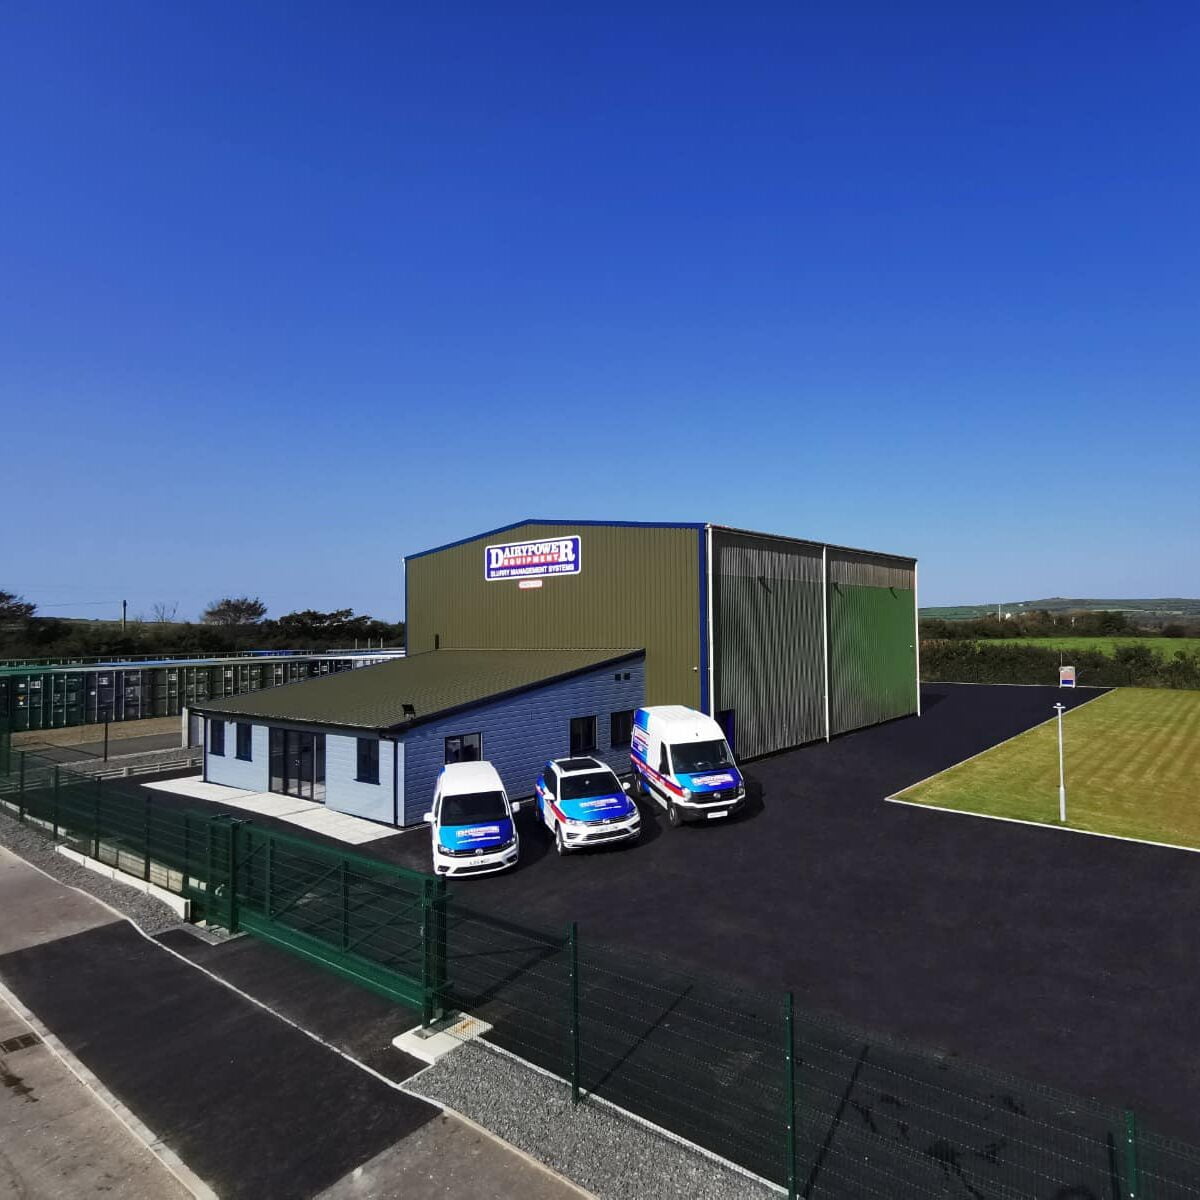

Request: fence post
left=205, top=818, right=215, bottom=924
left=1124, top=1109, right=1140, bottom=1200
left=18, top=752, right=26, bottom=822
left=227, top=820, right=241, bottom=934
left=183, top=813, right=191, bottom=891
left=93, top=778, right=102, bottom=859
left=265, top=837, right=273, bottom=919
left=340, top=861, right=350, bottom=951
left=785, top=991, right=797, bottom=1200
left=52, top=766, right=60, bottom=841
left=421, top=878, right=448, bottom=1027
left=568, top=921, right=580, bottom=1105
left=143, top=795, right=152, bottom=881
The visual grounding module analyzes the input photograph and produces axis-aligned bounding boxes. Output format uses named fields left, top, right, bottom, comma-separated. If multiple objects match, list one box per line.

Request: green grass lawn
left=979, top=636, right=1200, bottom=658
left=895, top=689, right=1200, bottom=848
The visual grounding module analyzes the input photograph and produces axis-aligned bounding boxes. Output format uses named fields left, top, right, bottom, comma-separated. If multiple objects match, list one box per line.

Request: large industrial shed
left=406, top=520, right=918, bottom=759
left=193, top=648, right=644, bottom=827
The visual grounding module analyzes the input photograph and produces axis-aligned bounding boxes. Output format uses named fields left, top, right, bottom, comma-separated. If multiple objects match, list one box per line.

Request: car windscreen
left=441, top=791, right=508, bottom=825
left=560, top=771, right=622, bottom=800
left=669, top=740, right=734, bottom=774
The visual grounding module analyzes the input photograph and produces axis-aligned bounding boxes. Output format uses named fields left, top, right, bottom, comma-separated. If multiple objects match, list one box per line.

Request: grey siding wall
left=204, top=720, right=269, bottom=790
left=399, top=658, right=644, bottom=825
left=324, top=733, right=400, bottom=824
left=712, top=532, right=826, bottom=758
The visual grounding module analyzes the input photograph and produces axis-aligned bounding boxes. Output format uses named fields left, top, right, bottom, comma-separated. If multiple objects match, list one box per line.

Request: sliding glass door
left=268, top=728, right=326, bottom=803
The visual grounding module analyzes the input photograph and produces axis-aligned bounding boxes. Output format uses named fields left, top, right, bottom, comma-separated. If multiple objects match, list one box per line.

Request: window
left=210, top=720, right=225, bottom=756
left=610, top=709, right=634, bottom=749
left=441, top=791, right=507, bottom=824
left=445, top=733, right=482, bottom=764
left=235, top=723, right=252, bottom=761
left=561, top=768, right=622, bottom=800
left=569, top=715, right=597, bottom=755
left=668, top=740, right=733, bottom=773
left=356, top=737, right=380, bottom=784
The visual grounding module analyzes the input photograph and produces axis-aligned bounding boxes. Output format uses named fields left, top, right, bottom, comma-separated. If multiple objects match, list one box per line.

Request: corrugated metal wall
left=712, top=531, right=826, bottom=758
left=406, top=523, right=701, bottom=708
left=828, top=550, right=917, bottom=735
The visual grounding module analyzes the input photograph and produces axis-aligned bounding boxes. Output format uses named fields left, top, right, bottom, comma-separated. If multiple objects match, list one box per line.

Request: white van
left=629, top=705, right=745, bottom=827
left=424, top=760, right=519, bottom=877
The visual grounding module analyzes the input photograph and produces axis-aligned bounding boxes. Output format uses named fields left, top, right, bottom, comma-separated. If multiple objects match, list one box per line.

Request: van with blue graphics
left=630, top=705, right=745, bottom=827
left=424, top=760, right=519, bottom=877
left=535, top=756, right=641, bottom=855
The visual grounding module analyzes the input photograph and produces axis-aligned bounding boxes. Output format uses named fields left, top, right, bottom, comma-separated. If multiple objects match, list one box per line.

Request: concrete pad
left=392, top=1013, right=494, bottom=1065
left=284, top=807, right=398, bottom=844
left=143, top=776, right=395, bottom=844
left=0, top=999, right=193, bottom=1200
left=315, top=1111, right=591, bottom=1200
left=0, top=848, right=118, bottom=955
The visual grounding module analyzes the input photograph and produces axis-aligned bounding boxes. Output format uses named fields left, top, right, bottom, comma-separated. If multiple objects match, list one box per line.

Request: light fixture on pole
left=1053, top=702, right=1067, bottom=823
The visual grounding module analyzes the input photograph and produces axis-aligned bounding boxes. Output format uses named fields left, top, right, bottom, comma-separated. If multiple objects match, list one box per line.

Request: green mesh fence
left=2, top=745, right=1200, bottom=1197
left=440, top=898, right=1200, bottom=1199
left=0, top=749, right=444, bottom=1013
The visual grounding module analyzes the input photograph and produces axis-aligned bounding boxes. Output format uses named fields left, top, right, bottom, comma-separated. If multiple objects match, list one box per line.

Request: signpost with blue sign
left=485, top=536, right=582, bottom=582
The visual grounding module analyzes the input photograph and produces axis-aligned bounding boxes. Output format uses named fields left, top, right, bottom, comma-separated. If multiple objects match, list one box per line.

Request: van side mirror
left=423, top=812, right=435, bottom=824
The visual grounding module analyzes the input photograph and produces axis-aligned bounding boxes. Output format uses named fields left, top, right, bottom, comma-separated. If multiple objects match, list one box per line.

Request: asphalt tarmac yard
left=389, top=683, right=1200, bottom=1144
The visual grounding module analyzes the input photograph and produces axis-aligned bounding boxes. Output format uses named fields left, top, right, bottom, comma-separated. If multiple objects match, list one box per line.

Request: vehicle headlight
left=681, top=788, right=692, bottom=800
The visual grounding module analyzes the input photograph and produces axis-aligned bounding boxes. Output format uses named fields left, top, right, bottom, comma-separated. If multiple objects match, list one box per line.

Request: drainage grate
left=0, top=1033, right=42, bottom=1054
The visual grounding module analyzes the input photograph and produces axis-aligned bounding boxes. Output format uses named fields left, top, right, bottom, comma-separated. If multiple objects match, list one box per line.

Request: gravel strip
left=0, top=810, right=184, bottom=936
left=405, top=1039, right=780, bottom=1200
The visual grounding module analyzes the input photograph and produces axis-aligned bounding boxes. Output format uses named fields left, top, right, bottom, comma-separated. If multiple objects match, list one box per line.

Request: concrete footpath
left=1, top=994, right=192, bottom=1199
left=0, top=847, right=587, bottom=1200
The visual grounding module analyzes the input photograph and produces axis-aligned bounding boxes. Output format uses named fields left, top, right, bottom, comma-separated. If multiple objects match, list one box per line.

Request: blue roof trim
left=698, top=528, right=709, bottom=715
left=405, top=518, right=706, bottom=562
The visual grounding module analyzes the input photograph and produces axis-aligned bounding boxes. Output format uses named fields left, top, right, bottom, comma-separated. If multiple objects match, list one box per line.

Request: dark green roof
left=192, top=648, right=642, bottom=732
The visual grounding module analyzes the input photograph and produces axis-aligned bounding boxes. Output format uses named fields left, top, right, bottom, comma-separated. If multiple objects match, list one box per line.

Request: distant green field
left=895, top=689, right=1200, bottom=849
left=983, top=636, right=1200, bottom=659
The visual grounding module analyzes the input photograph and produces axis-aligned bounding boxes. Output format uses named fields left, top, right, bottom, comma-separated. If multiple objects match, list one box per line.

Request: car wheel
left=666, top=801, right=682, bottom=828
left=555, top=824, right=569, bottom=855
left=632, top=771, right=646, bottom=798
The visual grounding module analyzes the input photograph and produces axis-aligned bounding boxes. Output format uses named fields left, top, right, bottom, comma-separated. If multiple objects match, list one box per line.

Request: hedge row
left=920, top=641, right=1200, bottom=690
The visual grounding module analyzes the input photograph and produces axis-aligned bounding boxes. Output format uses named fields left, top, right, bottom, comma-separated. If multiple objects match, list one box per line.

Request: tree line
left=920, top=640, right=1200, bottom=690
left=0, top=591, right=404, bottom=660
left=919, top=608, right=1199, bottom=641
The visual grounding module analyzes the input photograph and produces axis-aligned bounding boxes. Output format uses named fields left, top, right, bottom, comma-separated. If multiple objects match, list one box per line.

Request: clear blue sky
left=3, top=1, right=1197, bottom=620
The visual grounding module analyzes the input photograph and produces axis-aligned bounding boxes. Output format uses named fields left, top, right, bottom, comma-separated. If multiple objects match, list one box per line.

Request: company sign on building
left=485, top=536, right=582, bottom=582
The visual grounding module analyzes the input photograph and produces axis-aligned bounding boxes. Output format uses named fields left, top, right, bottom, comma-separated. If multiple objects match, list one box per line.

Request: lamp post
left=1053, top=702, right=1067, bottom=823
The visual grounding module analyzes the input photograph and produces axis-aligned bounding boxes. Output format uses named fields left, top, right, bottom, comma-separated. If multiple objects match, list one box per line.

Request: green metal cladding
left=827, top=549, right=918, bottom=736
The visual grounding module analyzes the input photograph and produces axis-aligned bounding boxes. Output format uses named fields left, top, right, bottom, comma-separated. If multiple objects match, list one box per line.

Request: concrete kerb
left=55, top=844, right=191, bottom=920
left=0, top=981, right=219, bottom=1200
left=883, top=687, right=1200, bottom=855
